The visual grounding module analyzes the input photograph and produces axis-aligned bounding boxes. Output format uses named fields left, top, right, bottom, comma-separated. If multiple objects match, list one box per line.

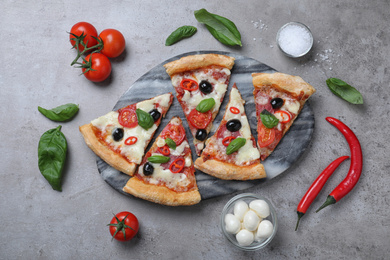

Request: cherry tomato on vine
left=99, top=29, right=126, bottom=58
left=82, top=53, right=112, bottom=82
left=108, top=211, right=139, bottom=242
left=69, top=22, right=98, bottom=52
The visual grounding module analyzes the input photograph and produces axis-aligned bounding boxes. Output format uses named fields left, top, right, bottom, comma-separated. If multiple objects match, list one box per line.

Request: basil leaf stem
left=165, top=26, right=197, bottom=46
left=194, top=8, right=242, bottom=47
left=38, top=125, right=68, bottom=191
left=196, top=98, right=215, bottom=113
left=38, top=103, right=79, bottom=122
left=165, top=138, right=176, bottom=150
left=260, top=110, right=279, bottom=128
left=148, top=155, right=170, bottom=164
left=136, top=109, right=155, bottom=130
left=326, top=78, right=363, bottom=104
left=226, top=137, right=246, bottom=155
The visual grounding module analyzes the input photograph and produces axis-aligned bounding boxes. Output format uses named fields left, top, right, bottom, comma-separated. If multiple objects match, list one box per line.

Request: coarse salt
left=277, top=23, right=313, bottom=57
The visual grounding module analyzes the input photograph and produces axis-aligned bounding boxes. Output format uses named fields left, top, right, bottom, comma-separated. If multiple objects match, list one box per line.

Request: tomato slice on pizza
left=252, top=72, right=316, bottom=160
left=123, top=117, right=201, bottom=206
left=79, top=93, right=174, bottom=176
left=195, top=84, right=266, bottom=180
left=163, top=53, right=235, bottom=155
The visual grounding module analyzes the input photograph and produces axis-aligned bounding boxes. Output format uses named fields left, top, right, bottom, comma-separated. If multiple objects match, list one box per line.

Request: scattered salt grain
left=277, top=22, right=313, bottom=57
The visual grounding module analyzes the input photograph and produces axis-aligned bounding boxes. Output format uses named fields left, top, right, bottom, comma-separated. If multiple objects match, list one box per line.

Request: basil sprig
left=136, top=109, right=154, bottom=130
left=196, top=98, right=215, bottom=113
left=260, top=110, right=279, bottom=129
left=226, top=137, right=246, bottom=155
left=165, top=26, right=197, bottom=46
left=165, top=137, right=176, bottom=150
left=38, top=103, right=79, bottom=122
left=148, top=155, right=170, bottom=164
left=194, top=8, right=242, bottom=47
left=38, top=125, right=68, bottom=191
left=326, top=78, right=363, bottom=104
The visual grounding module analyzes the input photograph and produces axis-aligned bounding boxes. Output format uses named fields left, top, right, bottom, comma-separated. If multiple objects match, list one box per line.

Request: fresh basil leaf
left=194, top=8, right=242, bottom=46
left=260, top=110, right=279, bottom=129
left=165, top=137, right=176, bottom=150
left=226, top=137, right=246, bottom=155
left=38, top=125, right=67, bottom=191
left=165, top=25, right=197, bottom=46
left=148, top=155, right=170, bottom=164
left=38, top=103, right=79, bottom=122
left=136, top=109, right=154, bottom=130
left=326, top=78, right=363, bottom=104
left=196, top=98, right=215, bottom=113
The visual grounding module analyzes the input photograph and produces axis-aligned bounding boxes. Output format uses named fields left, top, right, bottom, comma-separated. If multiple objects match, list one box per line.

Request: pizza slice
left=252, top=72, right=316, bottom=161
left=79, top=93, right=174, bottom=176
left=163, top=53, right=235, bottom=155
left=123, top=117, right=201, bottom=206
left=195, top=84, right=266, bottom=180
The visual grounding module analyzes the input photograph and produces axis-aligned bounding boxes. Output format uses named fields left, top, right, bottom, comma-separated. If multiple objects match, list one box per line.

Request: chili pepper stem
left=316, top=195, right=336, bottom=213
left=295, top=211, right=304, bottom=231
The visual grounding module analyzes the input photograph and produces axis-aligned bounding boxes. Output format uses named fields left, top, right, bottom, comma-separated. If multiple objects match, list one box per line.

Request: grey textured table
left=1, top=1, right=389, bottom=259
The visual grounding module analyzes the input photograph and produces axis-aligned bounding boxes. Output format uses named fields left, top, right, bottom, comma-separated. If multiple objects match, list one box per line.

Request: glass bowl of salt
left=276, top=22, right=313, bottom=58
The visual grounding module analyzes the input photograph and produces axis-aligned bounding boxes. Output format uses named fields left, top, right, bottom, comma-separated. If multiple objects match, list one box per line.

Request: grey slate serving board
left=96, top=51, right=315, bottom=200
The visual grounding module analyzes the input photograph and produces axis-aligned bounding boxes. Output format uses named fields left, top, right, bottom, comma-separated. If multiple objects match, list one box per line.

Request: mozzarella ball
left=224, top=213, right=241, bottom=234
left=243, top=210, right=261, bottom=231
left=233, top=200, right=249, bottom=221
left=255, top=220, right=274, bottom=240
left=249, top=199, right=270, bottom=218
left=236, top=229, right=254, bottom=246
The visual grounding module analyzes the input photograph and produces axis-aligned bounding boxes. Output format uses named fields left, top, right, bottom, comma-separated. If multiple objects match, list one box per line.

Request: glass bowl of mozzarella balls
left=220, top=193, right=278, bottom=251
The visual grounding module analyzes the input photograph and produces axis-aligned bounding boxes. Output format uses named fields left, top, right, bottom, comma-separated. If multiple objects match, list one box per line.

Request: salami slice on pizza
left=195, top=84, right=266, bottom=180
left=163, top=53, right=235, bottom=155
left=252, top=72, right=316, bottom=160
left=79, top=93, right=174, bottom=176
left=123, top=116, right=201, bottom=206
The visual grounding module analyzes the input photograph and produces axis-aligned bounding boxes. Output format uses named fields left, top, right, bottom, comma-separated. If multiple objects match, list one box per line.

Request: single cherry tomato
left=157, top=145, right=170, bottom=156
left=258, top=122, right=276, bottom=147
left=229, top=107, right=240, bottom=114
left=69, top=22, right=98, bottom=52
left=99, top=29, right=126, bottom=58
left=118, top=104, right=138, bottom=128
left=180, top=79, right=199, bottom=91
left=188, top=108, right=212, bottom=129
left=161, top=123, right=186, bottom=145
left=108, top=211, right=139, bottom=242
left=222, top=136, right=236, bottom=147
left=169, top=158, right=185, bottom=173
left=124, top=136, right=138, bottom=145
left=82, top=53, right=112, bottom=82
left=274, top=110, right=291, bottom=123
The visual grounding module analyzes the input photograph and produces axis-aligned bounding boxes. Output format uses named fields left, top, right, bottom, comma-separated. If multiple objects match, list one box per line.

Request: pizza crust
left=252, top=72, right=316, bottom=100
left=194, top=157, right=266, bottom=180
left=79, top=123, right=137, bottom=176
left=123, top=177, right=201, bottom=206
left=164, top=53, right=235, bottom=76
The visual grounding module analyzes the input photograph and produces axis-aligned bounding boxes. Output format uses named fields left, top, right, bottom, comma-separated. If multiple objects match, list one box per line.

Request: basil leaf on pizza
left=194, top=8, right=242, bottom=47
left=38, top=103, right=79, bottom=122
left=326, top=78, right=363, bottom=104
left=165, top=26, right=197, bottom=46
left=260, top=110, right=279, bottom=128
left=165, top=137, right=176, bottom=150
left=226, top=137, right=246, bottom=155
left=136, top=109, right=155, bottom=130
left=147, top=155, right=170, bottom=164
left=196, top=98, right=215, bottom=113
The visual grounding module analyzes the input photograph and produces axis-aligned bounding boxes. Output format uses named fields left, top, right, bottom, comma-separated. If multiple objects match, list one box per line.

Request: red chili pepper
left=124, top=136, right=137, bottom=145
left=222, top=136, right=236, bottom=147
left=275, top=110, right=291, bottom=123
left=180, top=79, right=198, bottom=91
left=316, top=117, right=363, bottom=213
left=169, top=158, right=185, bottom=173
left=295, top=155, right=349, bottom=231
left=229, top=107, right=240, bottom=114
left=157, top=145, right=170, bottom=156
